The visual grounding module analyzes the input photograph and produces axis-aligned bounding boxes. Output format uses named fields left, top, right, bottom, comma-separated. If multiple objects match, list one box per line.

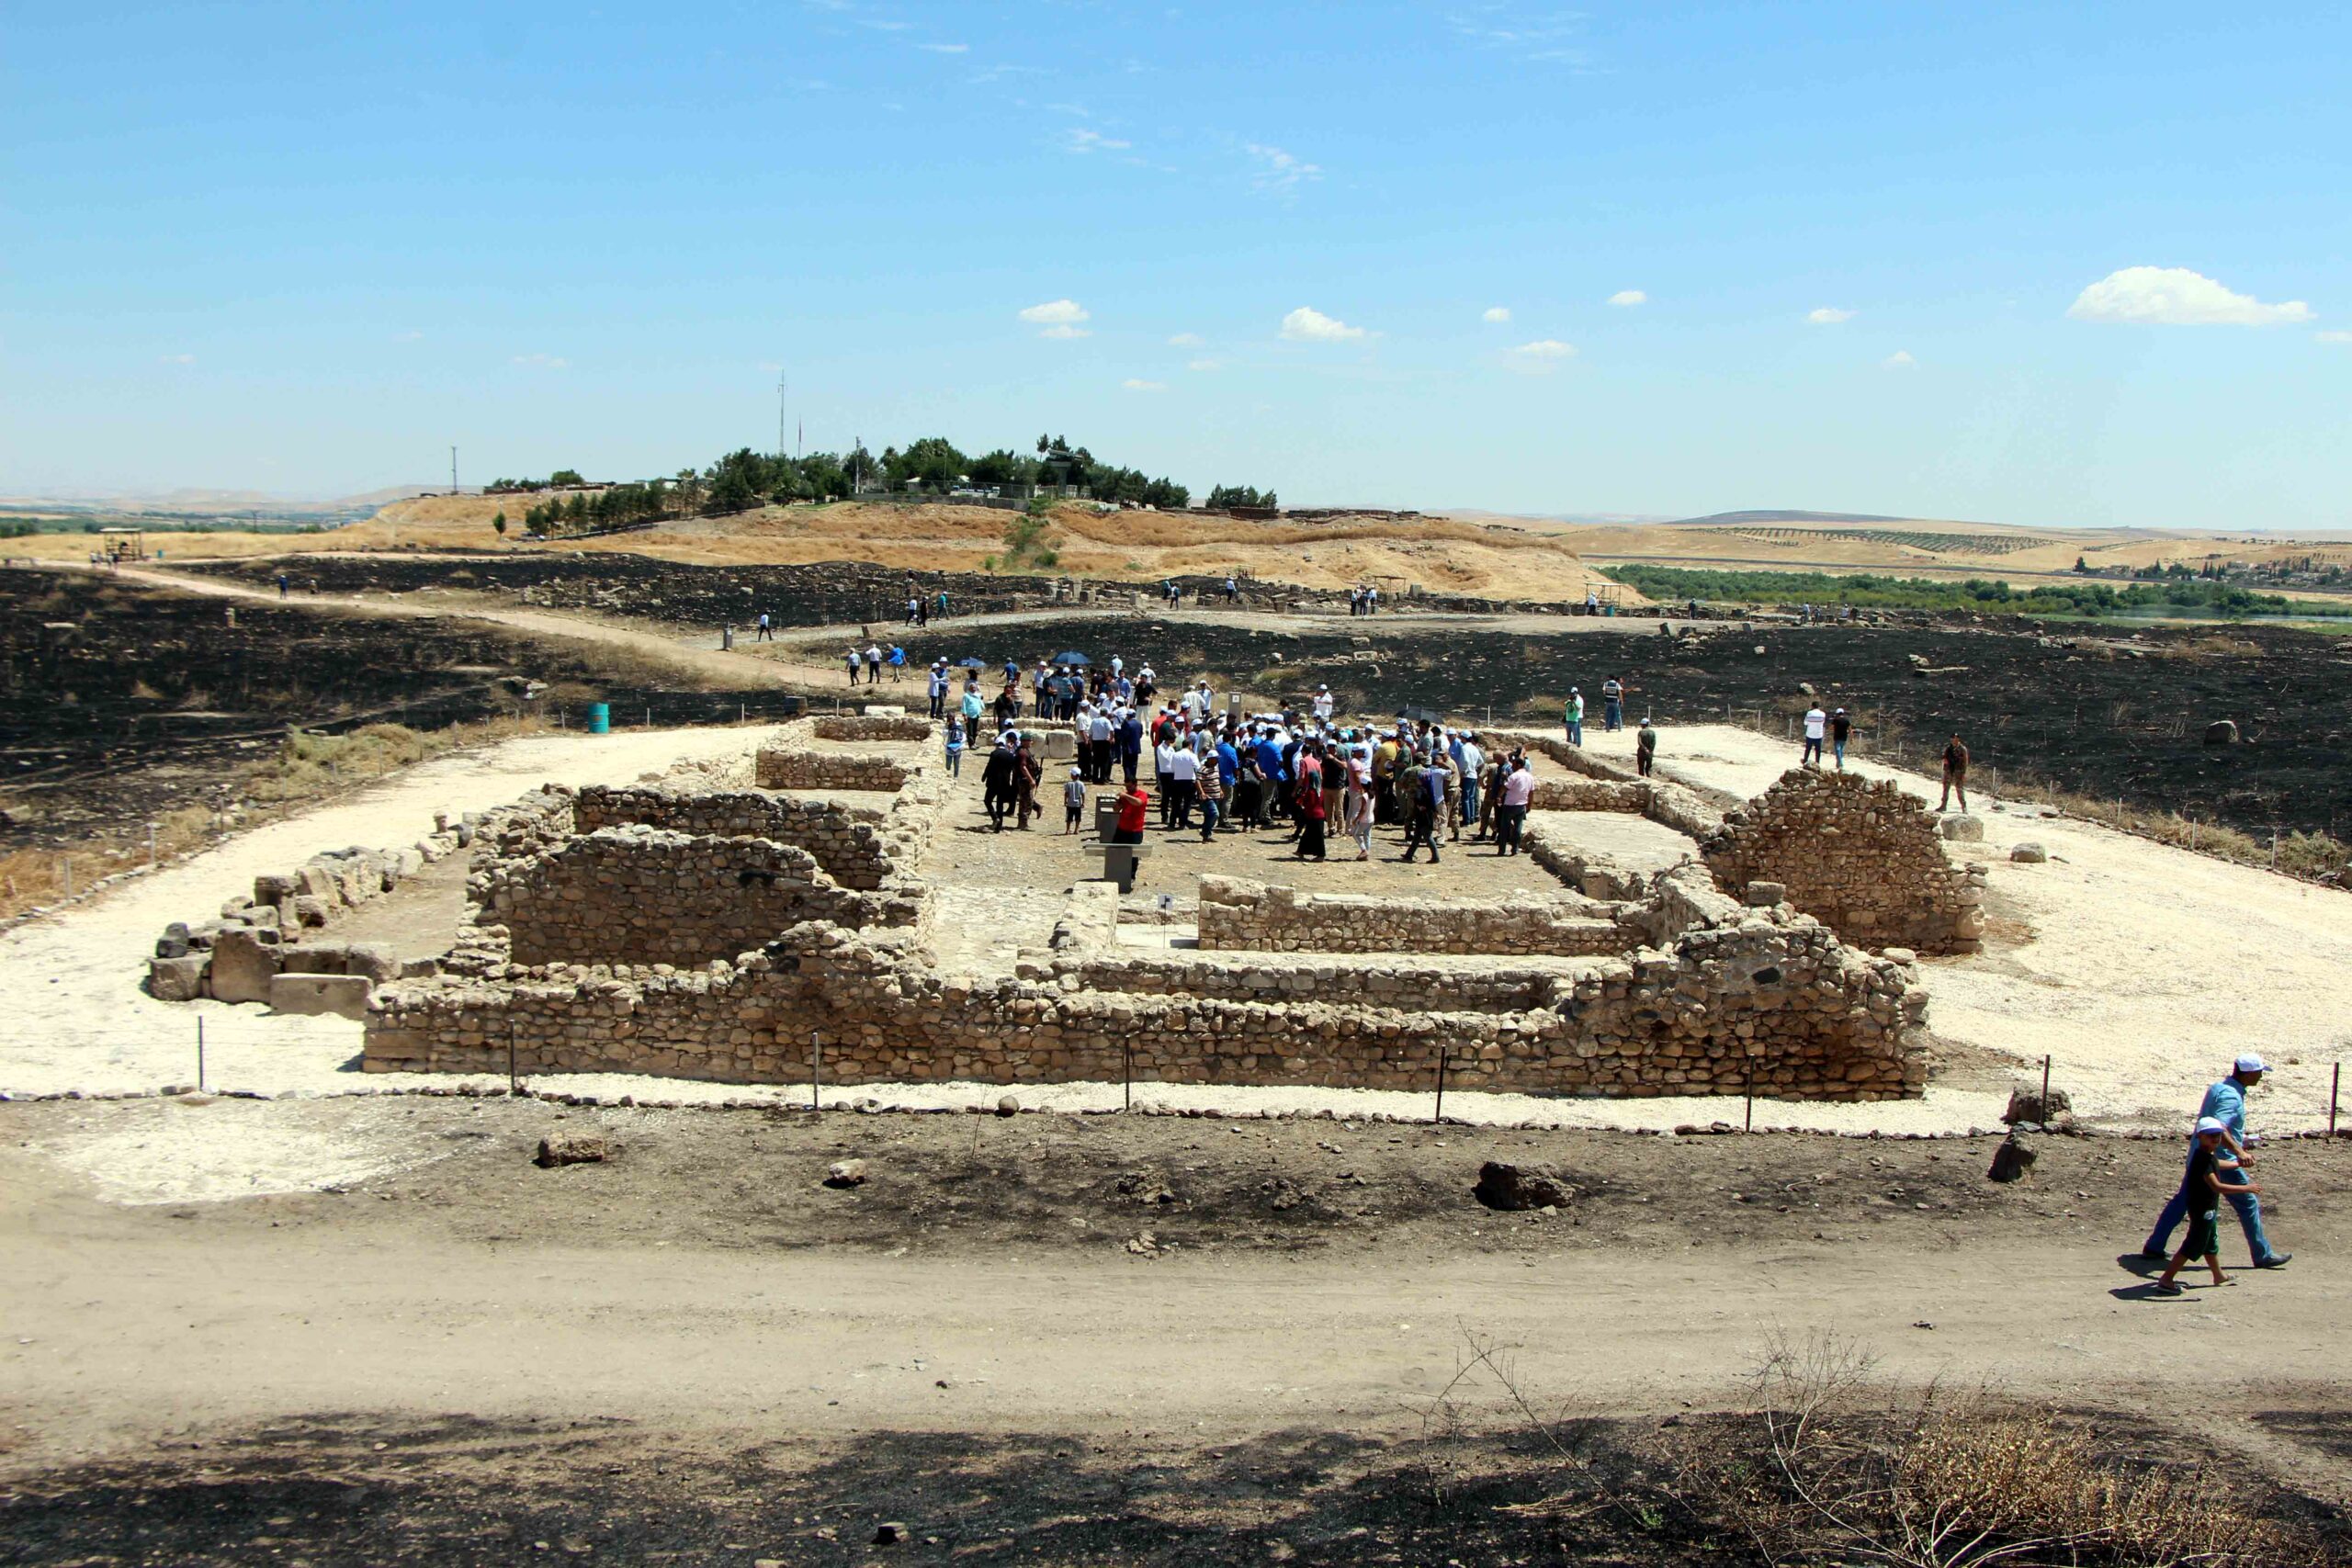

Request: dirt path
left=5, top=1179, right=2343, bottom=1476
left=108, top=565, right=852, bottom=691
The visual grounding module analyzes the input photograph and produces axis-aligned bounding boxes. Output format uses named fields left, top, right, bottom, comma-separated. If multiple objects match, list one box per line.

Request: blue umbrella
left=955, top=656, right=987, bottom=669
left=1050, top=650, right=1090, bottom=666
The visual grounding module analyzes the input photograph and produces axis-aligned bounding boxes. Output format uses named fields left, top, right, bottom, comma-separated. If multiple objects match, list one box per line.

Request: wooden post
left=2041, top=1054, right=2052, bottom=1120
left=1124, top=1038, right=1134, bottom=1112
left=810, top=1032, right=822, bottom=1111
left=197, top=1017, right=206, bottom=1092
left=2331, top=1063, right=2340, bottom=1138
left=1433, top=1052, right=1450, bottom=1125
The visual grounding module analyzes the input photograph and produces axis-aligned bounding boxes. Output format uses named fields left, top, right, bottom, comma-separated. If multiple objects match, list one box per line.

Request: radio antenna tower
left=776, top=371, right=787, bottom=460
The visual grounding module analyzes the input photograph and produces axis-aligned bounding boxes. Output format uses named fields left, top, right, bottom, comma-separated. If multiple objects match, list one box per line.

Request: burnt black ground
left=6, top=1408, right=2339, bottom=1567
left=0, top=570, right=800, bottom=851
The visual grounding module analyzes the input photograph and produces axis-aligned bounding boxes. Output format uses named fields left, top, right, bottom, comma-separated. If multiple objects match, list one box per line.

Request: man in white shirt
left=1185, top=682, right=1213, bottom=722
left=1088, top=705, right=1114, bottom=784
left=1802, top=704, right=1827, bottom=766
left=1164, top=740, right=1200, bottom=829
left=1312, top=684, right=1334, bottom=723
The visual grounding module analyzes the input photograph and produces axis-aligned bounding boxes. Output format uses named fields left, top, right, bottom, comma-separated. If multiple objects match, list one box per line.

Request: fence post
left=2330, top=1063, right=2340, bottom=1137
left=507, top=1021, right=518, bottom=1095
left=2041, top=1054, right=2052, bottom=1120
left=1124, top=1038, right=1134, bottom=1112
left=810, top=1032, right=822, bottom=1111
left=1432, top=1051, right=1450, bottom=1124
left=196, top=1017, right=206, bottom=1092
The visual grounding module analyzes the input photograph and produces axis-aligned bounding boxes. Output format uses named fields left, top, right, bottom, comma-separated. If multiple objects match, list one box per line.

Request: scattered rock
left=1939, top=814, right=1984, bottom=841
left=996, top=1095, right=1020, bottom=1118
left=872, top=1522, right=908, bottom=1546
left=823, top=1158, right=867, bottom=1189
left=345, top=942, right=401, bottom=984
left=2002, top=1086, right=2072, bottom=1126
left=2009, top=841, right=2048, bottom=863
left=267, top=973, right=372, bottom=1021
left=1473, top=1160, right=1574, bottom=1212
left=206, top=929, right=282, bottom=1004
left=1986, top=1134, right=2037, bottom=1183
left=1125, top=1231, right=1163, bottom=1256
left=536, top=1133, right=609, bottom=1168
left=1743, top=880, right=1787, bottom=908
left=2203, top=719, right=2239, bottom=746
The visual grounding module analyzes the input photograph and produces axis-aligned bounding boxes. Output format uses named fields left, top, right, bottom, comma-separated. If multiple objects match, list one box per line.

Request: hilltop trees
left=502, top=430, right=1261, bottom=536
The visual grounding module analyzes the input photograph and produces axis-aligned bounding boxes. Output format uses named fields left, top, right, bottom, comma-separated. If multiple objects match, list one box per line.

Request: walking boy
left=1802, top=704, right=1826, bottom=766
left=2153, top=1118, right=2257, bottom=1295
left=1062, top=766, right=1087, bottom=835
left=1939, top=734, right=1971, bottom=811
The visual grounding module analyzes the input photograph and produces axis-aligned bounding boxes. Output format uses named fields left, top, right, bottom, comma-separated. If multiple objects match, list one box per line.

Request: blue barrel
left=587, top=702, right=610, bottom=734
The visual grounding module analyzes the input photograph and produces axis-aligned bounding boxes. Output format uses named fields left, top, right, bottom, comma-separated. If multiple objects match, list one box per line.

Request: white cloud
left=1186, top=358, right=1223, bottom=372
left=919, top=42, right=968, bottom=53
left=1059, top=128, right=1131, bottom=153
left=1167, top=332, right=1204, bottom=346
left=1883, top=350, right=1917, bottom=368
left=1121, top=378, right=1167, bottom=391
left=391, top=329, right=424, bottom=343
left=2067, top=266, right=2313, bottom=326
left=1482, top=306, right=1511, bottom=323
left=159, top=352, right=197, bottom=365
left=1019, top=300, right=1090, bottom=325
left=1039, top=323, right=1091, bottom=340
left=1607, top=289, right=1646, bottom=308
left=511, top=353, right=569, bottom=368
left=1807, top=307, right=1856, bottom=325
left=1279, top=306, right=1365, bottom=343
left=2318, top=330, right=2352, bottom=344
left=1510, top=339, right=1577, bottom=360
left=1246, top=143, right=1321, bottom=198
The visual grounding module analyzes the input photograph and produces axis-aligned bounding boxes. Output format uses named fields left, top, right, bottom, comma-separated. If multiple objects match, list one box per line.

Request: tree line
left=1605, top=565, right=2352, bottom=620
left=502, top=434, right=1277, bottom=538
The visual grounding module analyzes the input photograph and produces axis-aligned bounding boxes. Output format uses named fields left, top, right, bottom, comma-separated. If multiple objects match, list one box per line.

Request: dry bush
left=1673, top=1334, right=2309, bottom=1567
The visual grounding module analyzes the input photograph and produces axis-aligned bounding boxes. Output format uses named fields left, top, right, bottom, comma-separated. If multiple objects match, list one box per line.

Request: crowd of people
left=913, top=654, right=1558, bottom=861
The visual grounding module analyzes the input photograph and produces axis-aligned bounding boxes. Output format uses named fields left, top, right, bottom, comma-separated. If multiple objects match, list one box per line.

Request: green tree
left=492, top=512, right=506, bottom=538
left=548, top=468, right=585, bottom=487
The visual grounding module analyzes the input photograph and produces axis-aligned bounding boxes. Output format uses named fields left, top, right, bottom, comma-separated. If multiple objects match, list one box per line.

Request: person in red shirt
left=1111, top=783, right=1150, bottom=844
left=1292, top=740, right=1328, bottom=862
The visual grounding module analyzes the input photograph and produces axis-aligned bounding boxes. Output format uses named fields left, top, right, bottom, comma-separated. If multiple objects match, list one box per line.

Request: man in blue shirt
left=2141, top=1055, right=2290, bottom=1269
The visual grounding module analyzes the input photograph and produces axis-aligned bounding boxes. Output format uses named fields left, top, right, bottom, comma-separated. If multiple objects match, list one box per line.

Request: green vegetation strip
left=1605, top=564, right=2352, bottom=619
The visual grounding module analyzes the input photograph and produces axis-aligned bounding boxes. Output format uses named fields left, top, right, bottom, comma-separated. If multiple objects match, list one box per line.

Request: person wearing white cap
left=2141, top=1055, right=2290, bottom=1269
left=2151, top=1116, right=2260, bottom=1296
left=1312, top=684, right=1334, bottom=723
left=1061, top=765, right=1088, bottom=835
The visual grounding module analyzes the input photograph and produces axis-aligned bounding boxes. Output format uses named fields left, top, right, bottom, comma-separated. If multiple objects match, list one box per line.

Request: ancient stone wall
left=1701, top=768, right=1984, bottom=955
left=480, top=826, right=927, bottom=967
left=366, top=902, right=1926, bottom=1100
left=575, top=785, right=905, bottom=888
left=752, top=748, right=916, bottom=792
left=1195, top=874, right=1640, bottom=957
left=812, top=714, right=936, bottom=744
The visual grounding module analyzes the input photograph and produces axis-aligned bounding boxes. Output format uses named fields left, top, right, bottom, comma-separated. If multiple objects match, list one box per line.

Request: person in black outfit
left=2154, top=1120, right=2259, bottom=1295
left=980, top=740, right=1018, bottom=832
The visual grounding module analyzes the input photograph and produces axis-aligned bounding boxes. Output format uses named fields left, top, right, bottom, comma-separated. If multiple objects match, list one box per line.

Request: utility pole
left=450, top=446, right=458, bottom=495
left=776, top=371, right=787, bottom=460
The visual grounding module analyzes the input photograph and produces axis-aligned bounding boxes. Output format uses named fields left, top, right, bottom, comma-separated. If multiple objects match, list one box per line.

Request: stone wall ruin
left=1701, top=767, right=1984, bottom=955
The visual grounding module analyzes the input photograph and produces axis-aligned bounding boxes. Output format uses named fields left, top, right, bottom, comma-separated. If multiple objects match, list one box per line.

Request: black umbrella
left=1396, top=705, right=1444, bottom=725
left=1050, top=650, right=1090, bottom=666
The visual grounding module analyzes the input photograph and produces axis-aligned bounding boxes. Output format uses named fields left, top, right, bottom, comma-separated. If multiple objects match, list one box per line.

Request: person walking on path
left=1601, top=676, right=1624, bottom=732
left=1194, top=755, right=1225, bottom=841
left=2152, top=1119, right=2259, bottom=1296
left=944, top=716, right=966, bottom=777
left=862, top=643, right=882, bottom=684
left=980, top=738, right=1018, bottom=831
left=843, top=647, right=862, bottom=686
left=1565, top=688, right=1584, bottom=748
left=1636, top=718, right=1657, bottom=778
left=1062, top=767, right=1087, bottom=835
left=1164, top=738, right=1199, bottom=829
left=1495, top=759, right=1533, bottom=854
left=1117, top=707, right=1143, bottom=789
left=2143, top=1055, right=2291, bottom=1269
left=1939, top=734, right=1971, bottom=811
left=277, top=571, right=290, bottom=598
left=959, top=682, right=986, bottom=733
left=1802, top=703, right=1827, bottom=766
left=1830, top=707, right=1851, bottom=769
left=927, top=663, right=949, bottom=719
left=888, top=645, right=905, bottom=682
left=1457, top=733, right=1485, bottom=836
left=755, top=611, right=773, bottom=642
left=1013, top=740, right=1042, bottom=830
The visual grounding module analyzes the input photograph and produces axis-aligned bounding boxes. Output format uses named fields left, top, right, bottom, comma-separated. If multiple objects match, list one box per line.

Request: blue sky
left=5, top=2, right=2347, bottom=527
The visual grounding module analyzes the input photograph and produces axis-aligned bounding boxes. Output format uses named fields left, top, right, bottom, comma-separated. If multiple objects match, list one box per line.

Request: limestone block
left=254, top=873, right=298, bottom=904
left=1044, top=731, right=1078, bottom=760
left=1939, top=814, right=1984, bottom=841
left=346, top=942, right=402, bottom=984
left=268, top=973, right=372, bottom=1019
left=297, top=863, right=337, bottom=902
left=1744, top=881, right=1787, bottom=907
left=2009, top=841, right=2047, bottom=863
left=208, top=929, right=282, bottom=1004
left=279, top=943, right=350, bottom=975
left=292, top=895, right=331, bottom=929
left=147, top=954, right=209, bottom=1001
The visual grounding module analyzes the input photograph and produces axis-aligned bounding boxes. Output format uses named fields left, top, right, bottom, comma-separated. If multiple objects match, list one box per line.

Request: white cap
left=2195, top=1115, right=2228, bottom=1135
left=2234, top=1054, right=2267, bottom=1075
